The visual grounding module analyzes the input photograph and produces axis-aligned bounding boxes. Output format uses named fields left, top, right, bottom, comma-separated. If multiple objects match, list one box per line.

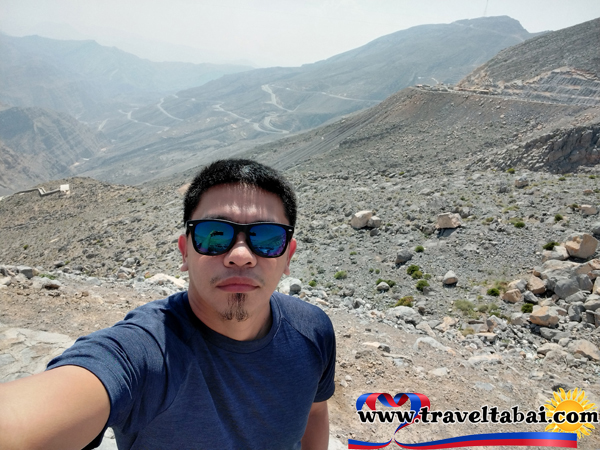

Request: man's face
left=178, top=183, right=296, bottom=324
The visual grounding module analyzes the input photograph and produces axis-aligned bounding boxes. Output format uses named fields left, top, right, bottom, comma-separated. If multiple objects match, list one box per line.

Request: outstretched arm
left=301, top=400, right=329, bottom=450
left=0, top=365, right=110, bottom=450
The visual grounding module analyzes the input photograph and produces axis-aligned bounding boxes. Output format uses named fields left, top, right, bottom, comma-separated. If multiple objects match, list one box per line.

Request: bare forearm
left=301, top=401, right=329, bottom=450
left=0, top=366, right=110, bottom=450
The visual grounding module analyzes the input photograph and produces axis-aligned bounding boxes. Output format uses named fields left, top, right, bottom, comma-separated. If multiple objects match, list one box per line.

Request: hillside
left=0, top=106, right=107, bottom=195
left=77, top=16, right=535, bottom=185
left=0, top=33, right=251, bottom=121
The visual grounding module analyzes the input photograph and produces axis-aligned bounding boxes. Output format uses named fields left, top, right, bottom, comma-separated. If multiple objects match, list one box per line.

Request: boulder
left=16, top=266, right=35, bottom=279
left=576, top=274, right=593, bottom=291
left=510, top=313, right=526, bottom=326
left=502, top=289, right=522, bottom=303
left=376, top=281, right=390, bottom=292
left=486, top=315, right=507, bottom=332
left=367, top=216, right=382, bottom=228
left=395, top=250, right=413, bottom=264
left=569, top=340, right=600, bottom=361
left=592, top=222, right=600, bottom=236
left=553, top=278, right=580, bottom=299
left=541, top=245, right=569, bottom=262
left=442, top=271, right=458, bottom=285
left=584, top=295, right=600, bottom=311
left=278, top=277, right=302, bottom=295
left=537, top=343, right=563, bottom=355
left=351, top=210, right=373, bottom=229
left=514, top=176, right=529, bottom=188
left=508, top=279, right=527, bottom=292
left=580, top=205, right=598, bottom=216
left=527, top=276, right=546, bottom=294
left=436, top=213, right=461, bottom=229
left=568, top=303, right=586, bottom=322
left=575, top=259, right=600, bottom=277
left=434, top=316, right=457, bottom=332
left=529, top=306, right=560, bottom=327
left=387, top=306, right=422, bottom=325
left=565, top=233, right=598, bottom=259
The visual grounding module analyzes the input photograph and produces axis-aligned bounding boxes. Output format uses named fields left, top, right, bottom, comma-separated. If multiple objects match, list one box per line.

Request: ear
left=283, top=238, right=297, bottom=276
left=178, top=234, right=189, bottom=272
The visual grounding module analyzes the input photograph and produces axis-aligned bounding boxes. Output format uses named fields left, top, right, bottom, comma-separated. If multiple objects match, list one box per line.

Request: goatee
left=221, top=293, right=249, bottom=322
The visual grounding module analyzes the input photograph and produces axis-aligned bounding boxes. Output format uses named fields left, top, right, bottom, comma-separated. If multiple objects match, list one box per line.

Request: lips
left=215, top=277, right=260, bottom=292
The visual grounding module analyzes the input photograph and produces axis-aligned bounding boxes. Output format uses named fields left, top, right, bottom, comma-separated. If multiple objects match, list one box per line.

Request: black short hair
left=183, top=159, right=297, bottom=227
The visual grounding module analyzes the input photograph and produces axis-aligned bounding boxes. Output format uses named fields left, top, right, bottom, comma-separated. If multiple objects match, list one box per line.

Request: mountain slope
left=0, top=106, right=107, bottom=195
left=0, top=33, right=252, bottom=120
left=82, top=16, right=536, bottom=185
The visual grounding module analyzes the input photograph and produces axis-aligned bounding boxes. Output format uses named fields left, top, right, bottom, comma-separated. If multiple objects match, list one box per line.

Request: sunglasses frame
left=185, top=219, right=295, bottom=258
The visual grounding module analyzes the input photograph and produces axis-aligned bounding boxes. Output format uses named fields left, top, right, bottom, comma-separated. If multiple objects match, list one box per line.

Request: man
left=0, top=159, right=336, bottom=450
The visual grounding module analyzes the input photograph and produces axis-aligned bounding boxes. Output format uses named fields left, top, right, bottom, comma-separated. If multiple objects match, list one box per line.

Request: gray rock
left=387, top=306, right=422, bottom=325
left=515, top=176, right=529, bottom=188
left=568, top=303, right=586, bottom=322
left=576, top=274, right=593, bottom=292
left=413, top=337, right=453, bottom=353
left=523, top=291, right=539, bottom=304
left=553, top=278, right=580, bottom=299
left=565, top=291, right=588, bottom=304
left=591, top=222, right=600, bottom=237
left=376, top=281, right=390, bottom=292
left=16, top=265, right=34, bottom=279
left=442, top=271, right=458, bottom=285
left=584, top=295, right=600, bottom=311
left=395, top=249, right=413, bottom=264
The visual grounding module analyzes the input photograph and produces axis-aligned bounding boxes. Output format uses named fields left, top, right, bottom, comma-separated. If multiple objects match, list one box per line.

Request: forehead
left=191, top=183, right=288, bottom=224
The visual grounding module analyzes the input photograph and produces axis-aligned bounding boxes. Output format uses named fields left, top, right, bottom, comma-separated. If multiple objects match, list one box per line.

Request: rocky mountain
left=0, top=105, right=107, bottom=195
left=2, top=16, right=600, bottom=449
left=76, top=16, right=536, bottom=185
left=0, top=33, right=252, bottom=121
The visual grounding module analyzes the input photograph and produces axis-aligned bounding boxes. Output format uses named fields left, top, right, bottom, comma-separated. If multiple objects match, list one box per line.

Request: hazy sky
left=1, top=0, right=599, bottom=67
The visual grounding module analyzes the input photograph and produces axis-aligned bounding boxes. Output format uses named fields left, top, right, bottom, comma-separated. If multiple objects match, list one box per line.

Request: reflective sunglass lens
left=249, top=224, right=288, bottom=257
left=194, top=221, right=234, bottom=255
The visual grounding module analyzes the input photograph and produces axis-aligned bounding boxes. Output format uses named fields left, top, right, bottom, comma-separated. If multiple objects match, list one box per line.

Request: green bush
left=349, top=251, right=357, bottom=256
left=554, top=214, right=564, bottom=222
left=589, top=175, right=596, bottom=179
left=513, top=221, right=525, bottom=228
left=23, top=244, right=29, bottom=250
left=416, top=280, right=429, bottom=292
left=455, top=299, right=474, bottom=313
left=487, top=287, right=500, bottom=297
left=369, top=268, right=374, bottom=273
left=375, top=269, right=380, bottom=274
left=40, top=273, right=57, bottom=280
left=406, top=265, right=420, bottom=276
left=394, top=296, right=413, bottom=307
left=506, top=168, right=515, bottom=174
left=411, top=270, right=423, bottom=280
left=461, top=327, right=475, bottom=336
left=334, top=271, right=347, bottom=280
left=308, top=280, right=317, bottom=287
left=415, top=245, right=424, bottom=253
left=543, top=241, right=560, bottom=251
left=558, top=176, right=566, bottom=181
left=521, top=303, right=533, bottom=313
left=423, top=273, right=432, bottom=280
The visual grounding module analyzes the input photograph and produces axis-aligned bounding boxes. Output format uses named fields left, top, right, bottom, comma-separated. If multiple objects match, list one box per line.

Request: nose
left=223, top=232, right=257, bottom=268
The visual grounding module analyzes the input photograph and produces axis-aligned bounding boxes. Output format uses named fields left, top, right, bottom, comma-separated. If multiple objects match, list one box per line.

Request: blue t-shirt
left=47, top=291, right=336, bottom=450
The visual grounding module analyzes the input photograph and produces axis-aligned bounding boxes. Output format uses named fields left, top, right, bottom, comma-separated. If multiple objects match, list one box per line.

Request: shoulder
left=272, top=291, right=334, bottom=347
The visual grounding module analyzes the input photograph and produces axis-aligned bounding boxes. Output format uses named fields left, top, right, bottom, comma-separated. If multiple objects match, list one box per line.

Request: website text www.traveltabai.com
left=357, top=405, right=599, bottom=426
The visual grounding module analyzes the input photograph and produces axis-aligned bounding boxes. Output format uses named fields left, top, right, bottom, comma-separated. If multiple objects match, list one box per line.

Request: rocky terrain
left=2, top=162, right=600, bottom=447
left=2, top=13, right=600, bottom=450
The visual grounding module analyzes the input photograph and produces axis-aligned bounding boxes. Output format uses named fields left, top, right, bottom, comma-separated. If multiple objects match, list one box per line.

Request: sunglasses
left=186, top=219, right=294, bottom=258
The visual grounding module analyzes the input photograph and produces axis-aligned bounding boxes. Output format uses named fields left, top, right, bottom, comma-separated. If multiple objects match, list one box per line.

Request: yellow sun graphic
left=544, top=388, right=597, bottom=440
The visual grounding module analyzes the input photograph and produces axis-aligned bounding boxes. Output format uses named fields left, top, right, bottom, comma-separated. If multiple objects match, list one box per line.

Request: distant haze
left=1, top=0, right=600, bottom=67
